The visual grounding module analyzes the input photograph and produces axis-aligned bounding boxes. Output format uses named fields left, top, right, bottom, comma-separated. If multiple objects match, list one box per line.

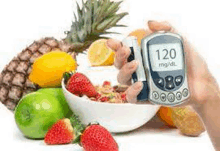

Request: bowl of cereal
left=62, top=66, right=160, bottom=133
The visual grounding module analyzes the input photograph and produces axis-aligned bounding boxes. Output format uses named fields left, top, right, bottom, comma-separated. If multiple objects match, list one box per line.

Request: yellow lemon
left=88, top=39, right=115, bottom=66
left=29, top=50, right=77, bottom=88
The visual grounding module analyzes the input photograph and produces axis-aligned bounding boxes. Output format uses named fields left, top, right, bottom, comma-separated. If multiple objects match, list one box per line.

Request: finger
left=148, top=20, right=172, bottom=32
left=114, top=45, right=130, bottom=69
left=106, top=39, right=122, bottom=52
left=117, top=60, right=139, bottom=85
left=125, top=82, right=143, bottom=104
left=147, top=20, right=191, bottom=53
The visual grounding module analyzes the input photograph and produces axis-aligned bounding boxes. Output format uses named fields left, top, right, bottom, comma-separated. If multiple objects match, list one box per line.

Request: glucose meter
left=123, top=32, right=190, bottom=106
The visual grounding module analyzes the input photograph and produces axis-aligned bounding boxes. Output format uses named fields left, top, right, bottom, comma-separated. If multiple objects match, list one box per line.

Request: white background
left=0, top=0, right=219, bottom=150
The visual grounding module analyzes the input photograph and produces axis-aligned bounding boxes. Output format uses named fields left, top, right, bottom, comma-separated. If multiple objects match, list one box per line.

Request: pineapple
left=0, top=0, right=128, bottom=111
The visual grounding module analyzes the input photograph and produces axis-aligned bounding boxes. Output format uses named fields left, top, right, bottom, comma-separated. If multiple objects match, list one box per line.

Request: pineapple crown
left=64, top=0, right=128, bottom=52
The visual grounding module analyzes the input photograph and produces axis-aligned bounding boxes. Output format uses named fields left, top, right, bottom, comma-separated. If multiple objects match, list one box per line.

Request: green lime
left=37, top=88, right=73, bottom=118
left=14, top=92, right=65, bottom=139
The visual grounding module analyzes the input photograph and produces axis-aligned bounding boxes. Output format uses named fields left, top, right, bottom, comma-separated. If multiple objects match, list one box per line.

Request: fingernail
left=134, top=82, right=143, bottom=90
left=106, top=39, right=112, bottom=48
left=148, top=20, right=156, bottom=23
left=128, top=60, right=138, bottom=69
left=120, top=42, right=123, bottom=47
left=107, top=39, right=119, bottom=51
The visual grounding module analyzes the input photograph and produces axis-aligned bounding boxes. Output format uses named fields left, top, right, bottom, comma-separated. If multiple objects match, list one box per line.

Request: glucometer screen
left=149, top=43, right=183, bottom=71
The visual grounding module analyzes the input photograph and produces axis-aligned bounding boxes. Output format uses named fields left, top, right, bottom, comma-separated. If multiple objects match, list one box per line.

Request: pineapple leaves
left=65, top=0, right=128, bottom=47
left=76, top=2, right=82, bottom=20
left=96, top=17, right=115, bottom=31
left=114, top=24, right=127, bottom=27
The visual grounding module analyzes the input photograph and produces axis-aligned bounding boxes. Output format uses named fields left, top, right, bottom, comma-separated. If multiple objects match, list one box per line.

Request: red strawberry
left=100, top=96, right=110, bottom=102
left=44, top=118, right=75, bottom=145
left=44, top=111, right=119, bottom=151
left=80, top=124, right=118, bottom=151
left=66, top=72, right=98, bottom=97
left=102, top=81, right=111, bottom=87
left=121, top=93, right=127, bottom=102
left=95, top=93, right=102, bottom=101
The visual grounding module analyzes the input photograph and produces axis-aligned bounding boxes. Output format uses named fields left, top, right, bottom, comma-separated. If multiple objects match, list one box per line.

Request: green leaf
left=107, top=12, right=128, bottom=28
left=73, top=13, right=78, bottom=22
left=81, top=0, right=86, bottom=24
left=87, top=1, right=92, bottom=34
left=76, top=2, right=82, bottom=19
left=70, top=113, right=85, bottom=133
left=92, top=0, right=98, bottom=25
left=107, top=1, right=122, bottom=15
left=114, top=24, right=127, bottom=27
left=97, top=0, right=110, bottom=19
left=63, top=72, right=74, bottom=83
left=96, top=17, right=115, bottom=31
left=72, top=134, right=81, bottom=144
left=65, top=0, right=128, bottom=48
left=104, top=31, right=121, bottom=35
left=118, top=12, right=129, bottom=18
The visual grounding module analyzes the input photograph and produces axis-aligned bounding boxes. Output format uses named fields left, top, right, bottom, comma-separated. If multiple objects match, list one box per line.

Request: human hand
left=107, top=20, right=217, bottom=109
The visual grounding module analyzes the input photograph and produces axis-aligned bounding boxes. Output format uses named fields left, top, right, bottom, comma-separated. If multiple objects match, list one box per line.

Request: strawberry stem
left=63, top=71, right=74, bottom=84
left=69, top=112, right=86, bottom=144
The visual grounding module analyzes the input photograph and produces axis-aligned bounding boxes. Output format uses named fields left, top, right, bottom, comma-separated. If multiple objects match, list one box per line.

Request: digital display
left=149, top=43, right=183, bottom=71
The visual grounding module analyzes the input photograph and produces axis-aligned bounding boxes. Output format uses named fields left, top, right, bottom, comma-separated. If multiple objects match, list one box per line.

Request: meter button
left=168, top=93, right=175, bottom=102
left=165, top=76, right=173, bottom=82
left=152, top=91, right=159, bottom=100
left=176, top=92, right=182, bottom=100
left=166, top=82, right=175, bottom=90
left=182, top=88, right=189, bottom=97
left=175, top=76, right=183, bottom=86
left=165, top=76, right=175, bottom=90
left=155, top=78, right=164, bottom=88
left=160, top=93, right=166, bottom=102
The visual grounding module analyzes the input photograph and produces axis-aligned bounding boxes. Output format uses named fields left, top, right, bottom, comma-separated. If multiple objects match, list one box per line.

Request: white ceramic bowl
left=62, top=78, right=160, bottom=133
left=62, top=63, right=160, bottom=133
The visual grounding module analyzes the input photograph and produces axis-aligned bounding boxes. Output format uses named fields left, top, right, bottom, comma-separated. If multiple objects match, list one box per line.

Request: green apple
left=37, top=88, right=73, bottom=118
left=14, top=92, right=66, bottom=139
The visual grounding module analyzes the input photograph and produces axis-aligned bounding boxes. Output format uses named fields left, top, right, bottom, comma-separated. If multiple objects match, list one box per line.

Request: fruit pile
left=14, top=72, right=120, bottom=150
left=15, top=92, right=118, bottom=150
left=1, top=0, right=126, bottom=150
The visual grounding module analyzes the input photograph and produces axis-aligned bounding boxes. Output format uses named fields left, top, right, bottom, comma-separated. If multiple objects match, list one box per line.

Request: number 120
left=156, top=49, right=176, bottom=60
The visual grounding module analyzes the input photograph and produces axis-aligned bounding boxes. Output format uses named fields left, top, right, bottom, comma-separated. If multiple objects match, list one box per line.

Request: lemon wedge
left=88, top=39, right=115, bottom=66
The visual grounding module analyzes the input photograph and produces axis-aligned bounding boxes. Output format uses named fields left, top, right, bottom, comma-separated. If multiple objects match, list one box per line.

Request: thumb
left=125, top=82, right=143, bottom=104
left=148, top=20, right=172, bottom=32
